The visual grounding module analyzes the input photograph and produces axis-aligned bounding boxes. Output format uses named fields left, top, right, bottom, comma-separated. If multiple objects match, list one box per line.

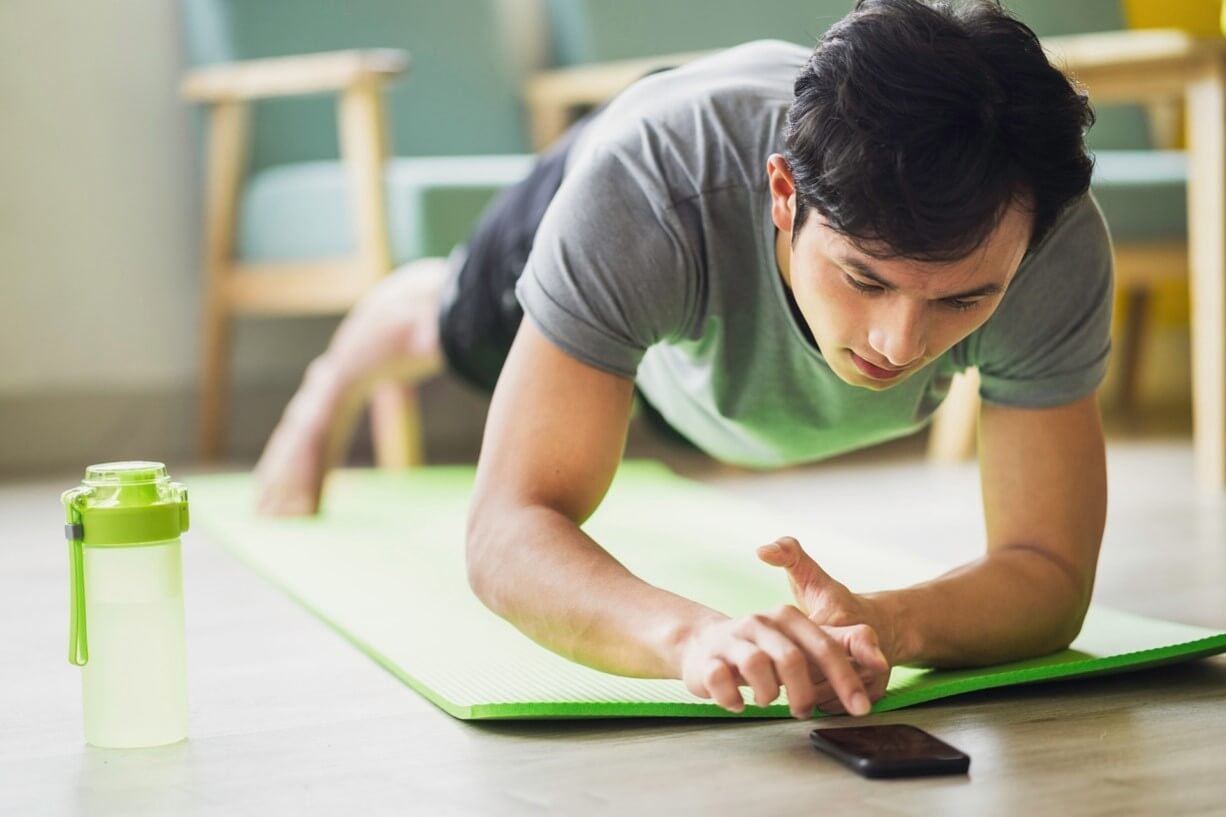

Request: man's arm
left=868, top=392, right=1107, bottom=667
left=466, top=320, right=882, bottom=716
left=465, top=319, right=693, bottom=677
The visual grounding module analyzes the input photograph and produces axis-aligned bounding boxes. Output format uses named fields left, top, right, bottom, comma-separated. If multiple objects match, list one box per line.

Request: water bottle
left=61, top=461, right=190, bottom=748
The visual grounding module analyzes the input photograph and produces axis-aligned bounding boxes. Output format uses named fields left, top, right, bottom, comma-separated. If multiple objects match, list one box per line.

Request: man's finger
left=756, top=537, right=837, bottom=609
left=776, top=613, right=871, bottom=716
left=724, top=638, right=782, bottom=708
left=698, top=658, right=745, bottom=713
left=814, top=694, right=849, bottom=715
left=739, top=618, right=820, bottom=717
left=756, top=536, right=828, bottom=578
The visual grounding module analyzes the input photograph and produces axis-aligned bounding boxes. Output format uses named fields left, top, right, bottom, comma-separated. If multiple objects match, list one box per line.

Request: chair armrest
left=524, top=50, right=709, bottom=111
left=1044, top=29, right=1223, bottom=73
left=522, top=50, right=709, bottom=148
left=521, top=30, right=1225, bottom=111
left=521, top=30, right=1226, bottom=144
left=1042, top=29, right=1226, bottom=103
left=181, top=49, right=409, bottom=103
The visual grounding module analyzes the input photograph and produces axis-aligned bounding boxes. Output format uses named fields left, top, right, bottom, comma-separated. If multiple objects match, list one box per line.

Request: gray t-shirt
left=516, top=40, right=1113, bottom=468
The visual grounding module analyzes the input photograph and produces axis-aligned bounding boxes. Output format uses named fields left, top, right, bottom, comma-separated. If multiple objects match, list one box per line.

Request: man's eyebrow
left=837, top=256, right=1004, bottom=300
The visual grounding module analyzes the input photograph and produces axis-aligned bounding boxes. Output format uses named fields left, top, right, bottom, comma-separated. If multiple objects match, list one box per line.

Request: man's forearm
left=466, top=503, right=726, bottom=678
left=868, top=544, right=1094, bottom=668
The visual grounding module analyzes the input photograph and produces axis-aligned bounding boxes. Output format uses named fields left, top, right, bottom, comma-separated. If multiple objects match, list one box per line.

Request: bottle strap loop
left=62, top=490, right=89, bottom=667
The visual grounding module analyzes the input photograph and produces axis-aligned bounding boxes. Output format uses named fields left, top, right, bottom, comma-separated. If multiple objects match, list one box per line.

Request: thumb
left=757, top=536, right=834, bottom=590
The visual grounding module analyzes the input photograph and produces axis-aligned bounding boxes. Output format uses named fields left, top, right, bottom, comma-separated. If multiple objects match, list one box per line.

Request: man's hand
left=677, top=605, right=887, bottom=719
left=756, top=536, right=894, bottom=712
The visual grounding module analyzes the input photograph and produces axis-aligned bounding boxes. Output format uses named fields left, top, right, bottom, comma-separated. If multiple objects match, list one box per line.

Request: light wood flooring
left=2, top=427, right=1223, bottom=816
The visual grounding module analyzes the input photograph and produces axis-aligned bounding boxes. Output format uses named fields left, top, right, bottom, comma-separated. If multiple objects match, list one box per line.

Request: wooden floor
left=2, top=433, right=1224, bottom=816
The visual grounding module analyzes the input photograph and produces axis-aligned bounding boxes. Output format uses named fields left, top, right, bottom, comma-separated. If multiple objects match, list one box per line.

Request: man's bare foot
left=252, top=257, right=451, bottom=516
left=254, top=417, right=328, bottom=515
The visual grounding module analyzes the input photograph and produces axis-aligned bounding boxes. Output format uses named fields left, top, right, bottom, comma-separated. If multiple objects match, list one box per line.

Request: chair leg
left=198, top=100, right=248, bottom=462
left=370, top=381, right=425, bottom=468
left=927, top=368, right=980, bottom=463
left=198, top=299, right=231, bottom=460
left=339, top=79, right=416, bottom=467
left=1114, top=287, right=1151, bottom=414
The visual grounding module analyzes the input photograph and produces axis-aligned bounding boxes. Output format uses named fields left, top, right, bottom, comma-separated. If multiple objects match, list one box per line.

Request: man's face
left=767, top=155, right=1032, bottom=391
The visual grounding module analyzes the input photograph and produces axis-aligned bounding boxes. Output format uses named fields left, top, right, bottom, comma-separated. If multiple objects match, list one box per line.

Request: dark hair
left=784, top=0, right=1095, bottom=260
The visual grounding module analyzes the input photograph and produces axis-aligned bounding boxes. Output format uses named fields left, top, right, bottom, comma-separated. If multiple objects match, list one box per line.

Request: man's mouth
left=849, top=351, right=906, bottom=381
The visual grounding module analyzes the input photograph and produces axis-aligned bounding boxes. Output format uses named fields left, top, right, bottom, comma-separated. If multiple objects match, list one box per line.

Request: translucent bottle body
left=81, top=539, right=187, bottom=748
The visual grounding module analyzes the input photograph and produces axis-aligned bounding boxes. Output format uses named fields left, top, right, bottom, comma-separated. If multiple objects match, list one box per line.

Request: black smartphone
left=809, top=724, right=971, bottom=779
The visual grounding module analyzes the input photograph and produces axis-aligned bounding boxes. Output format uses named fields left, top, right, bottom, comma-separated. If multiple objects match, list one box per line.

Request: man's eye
left=844, top=273, right=983, bottom=312
left=845, top=275, right=882, bottom=293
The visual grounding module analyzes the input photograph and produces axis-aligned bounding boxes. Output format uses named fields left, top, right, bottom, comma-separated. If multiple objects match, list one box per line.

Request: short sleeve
left=515, top=147, right=699, bottom=379
left=967, top=195, right=1115, bottom=408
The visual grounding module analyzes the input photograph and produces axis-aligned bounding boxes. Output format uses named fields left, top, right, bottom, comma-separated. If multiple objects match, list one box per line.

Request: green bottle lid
left=84, top=460, right=169, bottom=499
left=61, top=461, right=190, bottom=667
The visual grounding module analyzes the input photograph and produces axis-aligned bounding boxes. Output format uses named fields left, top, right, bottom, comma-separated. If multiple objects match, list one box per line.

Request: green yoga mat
left=189, top=463, right=1226, bottom=720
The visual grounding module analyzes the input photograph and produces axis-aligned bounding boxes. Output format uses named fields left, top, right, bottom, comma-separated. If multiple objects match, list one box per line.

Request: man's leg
left=254, top=257, right=450, bottom=515
left=256, top=103, right=604, bottom=515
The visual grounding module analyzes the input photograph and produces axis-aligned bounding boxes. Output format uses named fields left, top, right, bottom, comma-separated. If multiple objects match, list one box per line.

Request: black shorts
left=436, top=92, right=690, bottom=445
left=436, top=117, right=591, bottom=394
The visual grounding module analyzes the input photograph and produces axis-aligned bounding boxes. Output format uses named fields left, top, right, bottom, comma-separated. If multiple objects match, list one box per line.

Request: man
left=256, top=0, right=1111, bottom=720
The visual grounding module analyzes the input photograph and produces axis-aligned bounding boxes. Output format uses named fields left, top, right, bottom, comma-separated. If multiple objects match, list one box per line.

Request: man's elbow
left=1045, top=577, right=1093, bottom=653
left=1051, top=605, right=1090, bottom=652
left=1000, top=542, right=1095, bottom=652
left=464, top=506, right=504, bottom=616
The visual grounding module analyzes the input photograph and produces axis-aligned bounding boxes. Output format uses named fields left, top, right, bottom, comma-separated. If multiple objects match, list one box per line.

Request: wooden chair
left=181, top=51, right=423, bottom=466
left=178, top=0, right=536, bottom=466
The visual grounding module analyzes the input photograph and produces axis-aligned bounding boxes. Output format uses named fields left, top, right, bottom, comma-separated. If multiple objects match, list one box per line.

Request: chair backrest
left=546, top=0, right=855, bottom=63
left=546, top=0, right=1151, bottom=151
left=1001, top=0, right=1151, bottom=150
left=180, top=0, right=540, bottom=172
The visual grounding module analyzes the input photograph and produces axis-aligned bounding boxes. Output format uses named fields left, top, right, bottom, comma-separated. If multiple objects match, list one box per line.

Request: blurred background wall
left=0, top=0, right=294, bottom=473
left=0, top=0, right=210, bottom=473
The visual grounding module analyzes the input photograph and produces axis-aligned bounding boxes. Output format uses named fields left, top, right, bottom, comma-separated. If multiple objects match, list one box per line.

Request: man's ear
left=766, top=154, right=797, bottom=235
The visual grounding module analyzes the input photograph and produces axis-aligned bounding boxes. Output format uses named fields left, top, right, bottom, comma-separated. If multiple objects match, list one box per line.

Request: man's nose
left=867, top=300, right=927, bottom=368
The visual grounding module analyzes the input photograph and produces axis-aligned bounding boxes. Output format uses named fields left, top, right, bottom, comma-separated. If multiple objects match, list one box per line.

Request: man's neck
left=775, top=228, right=792, bottom=288
left=773, top=229, right=818, bottom=350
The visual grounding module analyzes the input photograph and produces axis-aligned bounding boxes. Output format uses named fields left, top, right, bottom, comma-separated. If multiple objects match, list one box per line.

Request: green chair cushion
left=1090, top=150, right=1187, bottom=242
left=236, top=156, right=534, bottom=264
